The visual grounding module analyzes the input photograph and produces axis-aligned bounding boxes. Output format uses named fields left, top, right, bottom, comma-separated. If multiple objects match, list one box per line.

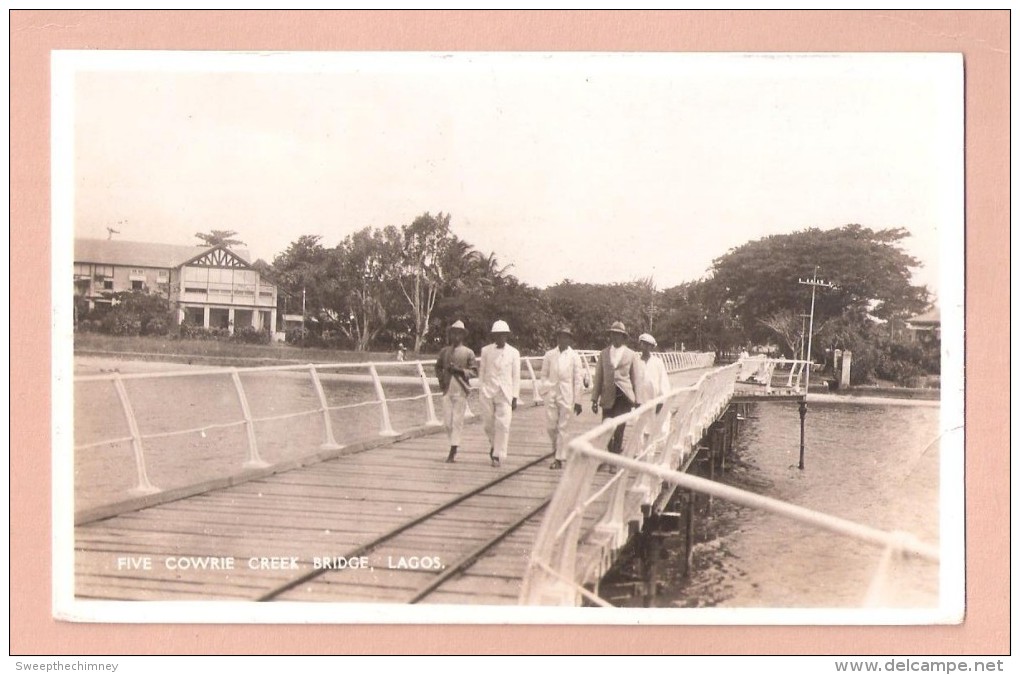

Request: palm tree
left=195, top=230, right=245, bottom=247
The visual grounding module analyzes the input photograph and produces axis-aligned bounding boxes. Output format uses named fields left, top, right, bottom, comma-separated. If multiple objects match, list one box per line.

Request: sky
left=69, top=52, right=961, bottom=300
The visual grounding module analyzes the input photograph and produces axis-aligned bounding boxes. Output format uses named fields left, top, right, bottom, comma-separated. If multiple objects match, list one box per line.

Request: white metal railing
left=75, top=359, right=450, bottom=497
left=518, top=361, right=939, bottom=606
left=74, top=349, right=716, bottom=503
left=736, top=355, right=814, bottom=393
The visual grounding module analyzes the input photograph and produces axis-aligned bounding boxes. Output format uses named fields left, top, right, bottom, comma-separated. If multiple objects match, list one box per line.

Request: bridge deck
left=75, top=367, right=716, bottom=604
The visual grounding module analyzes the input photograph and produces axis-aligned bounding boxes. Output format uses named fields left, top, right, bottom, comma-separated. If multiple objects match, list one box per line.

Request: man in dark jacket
left=591, top=321, right=641, bottom=458
left=435, top=320, right=477, bottom=463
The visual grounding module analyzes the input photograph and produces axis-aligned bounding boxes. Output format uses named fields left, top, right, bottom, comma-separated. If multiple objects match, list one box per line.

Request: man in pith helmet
left=435, top=320, right=477, bottom=463
left=637, top=332, right=671, bottom=441
left=477, top=319, right=521, bottom=467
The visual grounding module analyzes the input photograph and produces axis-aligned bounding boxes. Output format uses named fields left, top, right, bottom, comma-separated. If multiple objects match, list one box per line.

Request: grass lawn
left=73, top=332, right=422, bottom=366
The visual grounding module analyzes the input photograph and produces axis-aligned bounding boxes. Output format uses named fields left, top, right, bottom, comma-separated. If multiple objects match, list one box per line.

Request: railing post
left=111, top=374, right=159, bottom=494
left=416, top=362, right=442, bottom=427
left=369, top=364, right=399, bottom=436
left=308, top=365, right=343, bottom=450
left=231, top=368, right=268, bottom=468
left=524, top=358, right=541, bottom=406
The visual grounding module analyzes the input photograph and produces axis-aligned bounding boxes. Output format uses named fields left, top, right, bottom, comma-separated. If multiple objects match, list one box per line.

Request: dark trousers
left=602, top=387, right=634, bottom=454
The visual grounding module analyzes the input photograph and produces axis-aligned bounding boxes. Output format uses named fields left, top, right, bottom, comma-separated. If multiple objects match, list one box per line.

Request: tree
left=333, top=228, right=401, bottom=351
left=757, top=310, right=804, bottom=357
left=271, top=235, right=334, bottom=325
left=195, top=229, right=245, bottom=247
left=707, top=225, right=930, bottom=349
left=388, top=212, right=455, bottom=353
left=542, top=281, right=649, bottom=349
left=658, top=281, right=712, bottom=352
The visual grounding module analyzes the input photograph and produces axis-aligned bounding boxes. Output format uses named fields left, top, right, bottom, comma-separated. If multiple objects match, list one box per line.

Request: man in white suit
left=540, top=326, right=586, bottom=470
left=477, top=319, right=521, bottom=467
left=637, top=332, right=671, bottom=441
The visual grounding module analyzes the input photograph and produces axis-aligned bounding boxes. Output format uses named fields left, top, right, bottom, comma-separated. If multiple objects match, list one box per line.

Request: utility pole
left=796, top=267, right=835, bottom=470
left=799, top=313, right=811, bottom=362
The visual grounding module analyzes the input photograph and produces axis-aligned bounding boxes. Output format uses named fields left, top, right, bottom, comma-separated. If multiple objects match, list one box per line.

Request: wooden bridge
left=70, top=351, right=936, bottom=608
left=71, top=353, right=726, bottom=604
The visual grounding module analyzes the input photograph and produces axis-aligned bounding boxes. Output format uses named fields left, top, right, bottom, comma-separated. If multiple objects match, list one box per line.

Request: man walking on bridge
left=540, top=326, right=586, bottom=470
left=478, top=320, right=521, bottom=468
left=591, top=321, right=641, bottom=463
left=436, top=320, right=477, bottom=464
left=637, top=332, right=671, bottom=441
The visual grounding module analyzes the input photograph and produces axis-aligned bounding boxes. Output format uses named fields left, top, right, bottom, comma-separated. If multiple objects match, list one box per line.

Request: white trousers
left=545, top=398, right=573, bottom=461
left=480, top=391, right=513, bottom=460
left=442, top=387, right=468, bottom=446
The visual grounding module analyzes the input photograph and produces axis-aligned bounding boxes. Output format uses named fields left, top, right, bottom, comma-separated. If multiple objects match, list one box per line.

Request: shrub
left=179, top=323, right=231, bottom=341
left=232, top=326, right=271, bottom=345
left=101, top=312, right=142, bottom=336
left=286, top=327, right=310, bottom=345
left=319, top=329, right=353, bottom=350
left=78, top=291, right=174, bottom=337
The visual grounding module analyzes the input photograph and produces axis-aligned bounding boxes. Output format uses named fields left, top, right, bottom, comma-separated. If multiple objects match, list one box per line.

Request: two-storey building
left=74, top=238, right=278, bottom=334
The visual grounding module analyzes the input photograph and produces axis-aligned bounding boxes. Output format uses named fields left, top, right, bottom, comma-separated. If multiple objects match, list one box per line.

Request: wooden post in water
left=683, top=490, right=695, bottom=577
left=798, top=399, right=807, bottom=470
left=706, top=426, right=718, bottom=515
left=720, top=411, right=730, bottom=473
left=642, top=515, right=660, bottom=608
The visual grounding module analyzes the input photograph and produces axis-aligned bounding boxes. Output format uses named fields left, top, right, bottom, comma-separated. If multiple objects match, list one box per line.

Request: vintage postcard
left=51, top=49, right=964, bottom=626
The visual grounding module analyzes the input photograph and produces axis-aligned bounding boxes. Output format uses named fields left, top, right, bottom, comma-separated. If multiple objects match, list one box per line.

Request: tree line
left=77, top=217, right=938, bottom=386
left=258, top=215, right=938, bottom=384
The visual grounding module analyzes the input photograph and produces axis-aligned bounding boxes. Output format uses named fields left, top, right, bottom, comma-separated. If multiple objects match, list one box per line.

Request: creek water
left=603, top=399, right=943, bottom=609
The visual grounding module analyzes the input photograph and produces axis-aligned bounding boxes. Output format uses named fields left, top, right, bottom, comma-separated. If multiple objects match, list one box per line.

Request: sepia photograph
left=52, top=49, right=963, bottom=624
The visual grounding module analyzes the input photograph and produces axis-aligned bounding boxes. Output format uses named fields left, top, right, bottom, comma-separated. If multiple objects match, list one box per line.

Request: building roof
left=907, top=307, right=941, bottom=325
left=75, top=238, right=251, bottom=269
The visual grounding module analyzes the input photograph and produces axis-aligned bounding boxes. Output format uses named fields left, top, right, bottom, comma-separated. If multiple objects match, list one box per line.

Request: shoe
left=549, top=460, right=563, bottom=470
left=491, top=457, right=501, bottom=467
left=489, top=446, right=494, bottom=459
left=446, top=447, right=457, bottom=463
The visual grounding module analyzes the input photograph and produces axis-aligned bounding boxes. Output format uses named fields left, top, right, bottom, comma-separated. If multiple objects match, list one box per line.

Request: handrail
left=518, top=360, right=939, bottom=607
left=74, top=349, right=715, bottom=505
left=736, top=355, right=814, bottom=393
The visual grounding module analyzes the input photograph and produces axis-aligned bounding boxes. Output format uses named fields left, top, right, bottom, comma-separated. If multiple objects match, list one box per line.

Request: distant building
left=905, top=307, right=940, bottom=343
left=74, top=238, right=278, bottom=334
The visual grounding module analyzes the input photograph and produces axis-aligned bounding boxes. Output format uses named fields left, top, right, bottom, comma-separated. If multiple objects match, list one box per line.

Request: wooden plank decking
left=75, top=366, right=717, bottom=604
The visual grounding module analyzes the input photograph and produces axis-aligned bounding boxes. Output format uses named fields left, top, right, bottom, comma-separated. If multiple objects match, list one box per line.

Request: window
left=93, top=265, right=113, bottom=280
left=73, top=263, right=91, bottom=278
left=183, top=306, right=205, bottom=326
left=183, top=266, right=209, bottom=283
left=131, top=280, right=144, bottom=291
left=130, top=268, right=145, bottom=276
left=157, top=269, right=170, bottom=280
left=103, top=280, right=114, bottom=290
